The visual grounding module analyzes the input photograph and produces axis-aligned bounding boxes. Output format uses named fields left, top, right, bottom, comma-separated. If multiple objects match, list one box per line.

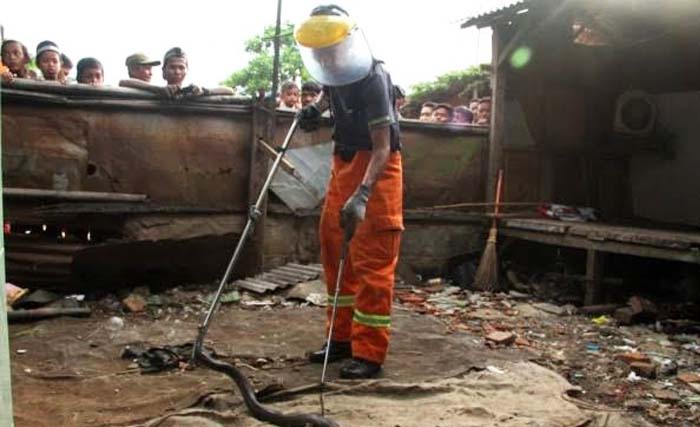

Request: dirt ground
left=5, top=286, right=683, bottom=427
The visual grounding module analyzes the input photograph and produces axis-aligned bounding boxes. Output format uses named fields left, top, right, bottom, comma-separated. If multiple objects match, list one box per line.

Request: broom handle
left=493, top=169, right=504, bottom=218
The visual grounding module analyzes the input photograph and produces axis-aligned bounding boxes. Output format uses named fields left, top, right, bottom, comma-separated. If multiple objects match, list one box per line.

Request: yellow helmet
left=294, top=5, right=373, bottom=86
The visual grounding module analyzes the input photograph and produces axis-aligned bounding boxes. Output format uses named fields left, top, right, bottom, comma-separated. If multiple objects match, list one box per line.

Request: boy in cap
left=120, top=47, right=233, bottom=99
left=125, top=53, right=160, bottom=83
left=36, top=40, right=63, bottom=82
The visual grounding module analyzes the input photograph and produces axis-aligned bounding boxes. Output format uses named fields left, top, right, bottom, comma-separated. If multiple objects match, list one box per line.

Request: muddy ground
left=6, top=284, right=694, bottom=427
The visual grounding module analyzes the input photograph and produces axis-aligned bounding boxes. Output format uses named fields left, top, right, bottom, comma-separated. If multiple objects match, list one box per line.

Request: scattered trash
left=591, top=315, right=610, bottom=326
left=16, top=349, right=27, bottom=354
left=538, top=203, right=598, bottom=222
left=107, top=316, right=125, bottom=338
left=485, top=331, right=516, bottom=346
left=629, top=361, right=657, bottom=379
left=219, top=290, right=241, bottom=304
left=586, top=343, right=600, bottom=353
left=121, top=342, right=214, bottom=374
left=122, top=294, right=147, bottom=313
left=485, top=365, right=505, bottom=375
left=627, top=371, right=642, bottom=382
left=5, top=283, right=28, bottom=307
left=616, top=352, right=651, bottom=365
left=532, top=302, right=569, bottom=316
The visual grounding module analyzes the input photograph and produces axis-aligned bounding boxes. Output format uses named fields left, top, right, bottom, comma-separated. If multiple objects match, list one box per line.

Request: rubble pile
left=395, top=283, right=700, bottom=426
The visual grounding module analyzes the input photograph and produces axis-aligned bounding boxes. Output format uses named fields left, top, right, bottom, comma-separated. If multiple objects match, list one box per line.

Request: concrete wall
left=629, top=91, right=700, bottom=227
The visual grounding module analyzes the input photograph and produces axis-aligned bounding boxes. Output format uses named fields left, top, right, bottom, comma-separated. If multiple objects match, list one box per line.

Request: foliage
left=222, top=23, right=310, bottom=96
left=407, top=64, right=491, bottom=110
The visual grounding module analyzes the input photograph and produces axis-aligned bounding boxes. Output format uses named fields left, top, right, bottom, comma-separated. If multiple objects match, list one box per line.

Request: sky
left=2, top=0, right=512, bottom=92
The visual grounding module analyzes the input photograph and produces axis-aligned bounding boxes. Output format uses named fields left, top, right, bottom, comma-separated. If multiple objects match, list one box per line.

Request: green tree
left=222, top=23, right=310, bottom=96
left=405, top=65, right=491, bottom=116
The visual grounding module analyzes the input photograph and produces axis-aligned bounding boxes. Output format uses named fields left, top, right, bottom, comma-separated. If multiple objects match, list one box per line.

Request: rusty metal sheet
left=2, top=102, right=253, bottom=208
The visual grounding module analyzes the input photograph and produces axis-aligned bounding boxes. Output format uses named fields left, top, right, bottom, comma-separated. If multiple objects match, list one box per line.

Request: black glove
left=297, top=103, right=322, bottom=132
left=340, top=184, right=371, bottom=239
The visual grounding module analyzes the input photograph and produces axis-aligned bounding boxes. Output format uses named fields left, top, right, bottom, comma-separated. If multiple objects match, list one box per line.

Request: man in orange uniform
left=295, top=4, right=403, bottom=379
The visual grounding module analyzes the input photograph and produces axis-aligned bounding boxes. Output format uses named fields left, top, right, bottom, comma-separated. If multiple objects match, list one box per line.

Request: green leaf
left=221, top=22, right=309, bottom=96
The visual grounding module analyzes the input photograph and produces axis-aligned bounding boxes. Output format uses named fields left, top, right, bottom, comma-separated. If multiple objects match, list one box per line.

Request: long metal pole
left=319, top=232, right=350, bottom=416
left=193, top=117, right=299, bottom=357
left=0, top=73, right=16, bottom=427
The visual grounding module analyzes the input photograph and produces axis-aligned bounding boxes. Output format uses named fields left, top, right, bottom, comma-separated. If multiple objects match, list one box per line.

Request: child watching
left=1, top=40, right=37, bottom=83
left=301, top=81, right=321, bottom=107
left=36, top=40, right=63, bottom=82
left=59, top=53, right=73, bottom=82
left=278, top=81, right=300, bottom=109
left=76, top=57, right=104, bottom=86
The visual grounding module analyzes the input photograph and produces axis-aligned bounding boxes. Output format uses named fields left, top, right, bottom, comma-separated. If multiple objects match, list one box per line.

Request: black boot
left=308, top=340, right=352, bottom=364
left=339, top=358, right=382, bottom=379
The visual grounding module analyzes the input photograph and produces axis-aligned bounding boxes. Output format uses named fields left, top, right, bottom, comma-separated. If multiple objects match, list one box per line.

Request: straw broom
left=473, top=169, right=504, bottom=292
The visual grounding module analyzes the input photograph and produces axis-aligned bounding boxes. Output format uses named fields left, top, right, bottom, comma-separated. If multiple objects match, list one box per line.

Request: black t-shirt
left=326, top=61, right=401, bottom=152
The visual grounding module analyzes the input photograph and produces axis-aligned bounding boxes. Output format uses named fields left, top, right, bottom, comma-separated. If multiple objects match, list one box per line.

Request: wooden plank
left=4, top=187, right=147, bottom=203
left=257, top=138, right=297, bottom=177
left=504, top=218, right=700, bottom=249
left=500, top=228, right=700, bottom=264
left=585, top=249, right=605, bottom=305
left=240, top=106, right=275, bottom=276
left=0, top=93, right=15, bottom=425
left=503, top=218, right=570, bottom=234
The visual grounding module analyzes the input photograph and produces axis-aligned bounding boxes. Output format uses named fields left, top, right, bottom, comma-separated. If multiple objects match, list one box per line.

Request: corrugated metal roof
left=461, top=0, right=532, bottom=28
left=235, top=262, right=323, bottom=294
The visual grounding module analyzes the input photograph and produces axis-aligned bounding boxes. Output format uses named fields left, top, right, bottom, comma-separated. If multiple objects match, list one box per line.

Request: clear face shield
left=296, top=16, right=373, bottom=86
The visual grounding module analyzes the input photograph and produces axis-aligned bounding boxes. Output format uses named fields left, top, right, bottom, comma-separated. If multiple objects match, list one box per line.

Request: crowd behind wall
left=1, top=38, right=490, bottom=125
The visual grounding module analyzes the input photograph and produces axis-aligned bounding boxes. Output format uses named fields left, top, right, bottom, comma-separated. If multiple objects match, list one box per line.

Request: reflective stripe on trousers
left=319, top=151, right=402, bottom=364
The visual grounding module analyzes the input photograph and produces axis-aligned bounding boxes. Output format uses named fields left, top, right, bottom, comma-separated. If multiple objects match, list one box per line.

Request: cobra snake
left=197, top=350, right=339, bottom=427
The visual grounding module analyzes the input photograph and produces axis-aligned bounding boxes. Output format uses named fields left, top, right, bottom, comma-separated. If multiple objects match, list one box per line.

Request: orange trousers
left=319, top=151, right=403, bottom=364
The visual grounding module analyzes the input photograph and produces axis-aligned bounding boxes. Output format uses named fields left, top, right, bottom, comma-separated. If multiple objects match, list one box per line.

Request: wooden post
left=241, top=106, right=276, bottom=276
left=0, top=85, right=16, bottom=427
left=487, top=25, right=507, bottom=203
left=585, top=249, right=605, bottom=305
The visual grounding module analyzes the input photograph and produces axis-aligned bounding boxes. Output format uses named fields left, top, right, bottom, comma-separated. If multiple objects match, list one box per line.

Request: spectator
left=469, top=98, right=480, bottom=116
left=394, top=85, right=406, bottom=116
left=76, top=57, right=104, bottom=86
left=59, top=53, right=73, bottom=82
left=300, top=81, right=321, bottom=107
left=278, top=80, right=300, bottom=109
left=125, top=52, right=160, bottom=83
left=475, top=97, right=491, bottom=125
left=162, top=47, right=187, bottom=88
left=452, top=105, right=473, bottom=124
left=36, top=40, right=63, bottom=82
left=431, top=103, right=453, bottom=123
left=1, top=40, right=37, bottom=82
left=419, top=101, right=436, bottom=122
left=120, top=47, right=233, bottom=98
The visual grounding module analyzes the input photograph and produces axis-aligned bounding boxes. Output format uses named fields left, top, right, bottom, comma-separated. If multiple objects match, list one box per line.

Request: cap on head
left=126, top=53, right=161, bottom=67
left=36, top=40, right=60, bottom=58
left=163, top=47, right=187, bottom=66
